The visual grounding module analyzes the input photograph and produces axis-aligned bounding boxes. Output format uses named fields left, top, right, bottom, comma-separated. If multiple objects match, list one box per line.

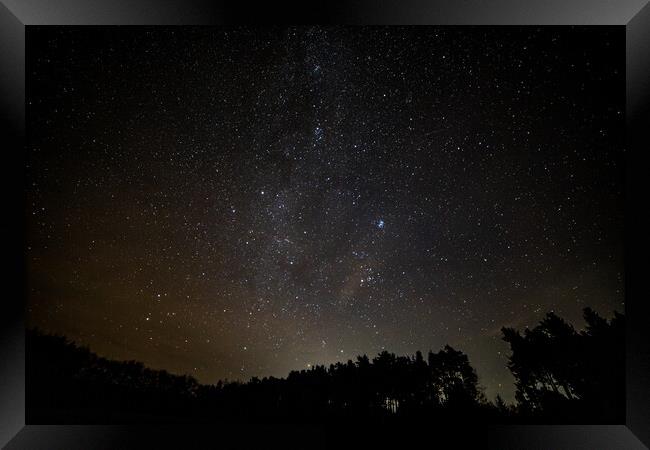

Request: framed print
left=1, top=0, right=648, bottom=448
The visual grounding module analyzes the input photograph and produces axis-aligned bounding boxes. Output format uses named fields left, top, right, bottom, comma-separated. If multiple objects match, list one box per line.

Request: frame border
left=1, top=1, right=648, bottom=448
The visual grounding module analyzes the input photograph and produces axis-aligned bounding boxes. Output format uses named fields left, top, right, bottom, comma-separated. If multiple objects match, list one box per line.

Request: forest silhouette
left=27, top=307, right=624, bottom=424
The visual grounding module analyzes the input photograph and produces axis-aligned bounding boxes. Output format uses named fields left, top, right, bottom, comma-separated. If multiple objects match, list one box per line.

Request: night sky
left=26, top=26, right=625, bottom=402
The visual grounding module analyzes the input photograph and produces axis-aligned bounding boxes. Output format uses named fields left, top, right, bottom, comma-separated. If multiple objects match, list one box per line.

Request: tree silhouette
left=501, top=307, right=624, bottom=423
left=26, top=307, right=624, bottom=424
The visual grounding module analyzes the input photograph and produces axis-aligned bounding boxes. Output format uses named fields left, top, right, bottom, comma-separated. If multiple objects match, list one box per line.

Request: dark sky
left=26, top=26, right=625, bottom=402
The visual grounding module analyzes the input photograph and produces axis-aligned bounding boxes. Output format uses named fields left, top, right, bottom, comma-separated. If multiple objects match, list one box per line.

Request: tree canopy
left=27, top=307, right=623, bottom=423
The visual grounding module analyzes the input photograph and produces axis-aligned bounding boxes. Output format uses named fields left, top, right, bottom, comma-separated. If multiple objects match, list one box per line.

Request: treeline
left=26, top=307, right=624, bottom=423
left=194, top=345, right=489, bottom=423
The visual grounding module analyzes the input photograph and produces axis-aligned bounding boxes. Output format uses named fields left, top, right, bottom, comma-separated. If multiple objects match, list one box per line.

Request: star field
left=26, top=26, right=624, bottom=402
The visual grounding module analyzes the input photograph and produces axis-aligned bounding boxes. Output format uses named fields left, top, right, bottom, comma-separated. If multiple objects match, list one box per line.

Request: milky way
left=26, top=26, right=624, bottom=401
